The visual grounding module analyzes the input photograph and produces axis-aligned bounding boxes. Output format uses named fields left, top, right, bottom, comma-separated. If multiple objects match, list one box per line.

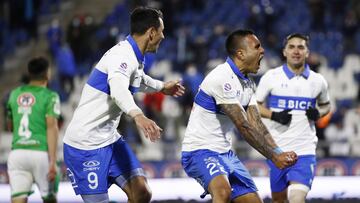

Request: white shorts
left=7, top=149, right=58, bottom=199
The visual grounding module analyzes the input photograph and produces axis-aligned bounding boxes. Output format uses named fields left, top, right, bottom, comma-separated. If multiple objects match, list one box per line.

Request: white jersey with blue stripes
left=256, top=64, right=330, bottom=155
left=63, top=36, right=162, bottom=150
left=182, top=58, right=257, bottom=153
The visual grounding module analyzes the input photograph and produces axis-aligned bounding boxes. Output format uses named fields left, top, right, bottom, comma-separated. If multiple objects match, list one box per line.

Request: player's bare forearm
left=257, top=101, right=272, bottom=119
left=246, top=105, right=277, bottom=148
left=219, top=103, right=276, bottom=160
left=6, top=119, right=13, bottom=132
left=46, top=117, right=59, bottom=164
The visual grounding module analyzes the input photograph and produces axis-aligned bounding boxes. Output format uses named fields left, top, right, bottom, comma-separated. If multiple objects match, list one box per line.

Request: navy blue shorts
left=64, top=138, right=145, bottom=195
left=182, top=149, right=258, bottom=200
left=267, top=155, right=316, bottom=192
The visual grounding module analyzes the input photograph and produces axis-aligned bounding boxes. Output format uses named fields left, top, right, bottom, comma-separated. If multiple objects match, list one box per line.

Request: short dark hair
left=130, top=7, right=163, bottom=35
left=283, top=33, right=310, bottom=47
left=28, top=57, right=49, bottom=80
left=225, top=29, right=255, bottom=57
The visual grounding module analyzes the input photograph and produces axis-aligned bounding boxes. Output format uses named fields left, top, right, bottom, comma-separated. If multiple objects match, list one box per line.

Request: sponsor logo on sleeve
left=223, top=83, right=236, bottom=99
left=119, top=62, right=128, bottom=74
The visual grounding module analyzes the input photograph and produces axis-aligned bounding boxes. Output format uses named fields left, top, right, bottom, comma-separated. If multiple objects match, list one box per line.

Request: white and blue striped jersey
left=256, top=64, right=330, bottom=155
left=182, top=58, right=257, bottom=153
left=63, top=35, right=163, bottom=150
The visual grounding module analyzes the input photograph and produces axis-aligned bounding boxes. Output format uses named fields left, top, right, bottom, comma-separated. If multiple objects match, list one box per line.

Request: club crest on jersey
left=17, top=93, right=36, bottom=107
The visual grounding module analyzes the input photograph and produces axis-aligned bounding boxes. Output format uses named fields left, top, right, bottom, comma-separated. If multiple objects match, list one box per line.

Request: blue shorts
left=267, top=155, right=316, bottom=192
left=181, top=149, right=258, bottom=200
left=64, top=138, right=145, bottom=195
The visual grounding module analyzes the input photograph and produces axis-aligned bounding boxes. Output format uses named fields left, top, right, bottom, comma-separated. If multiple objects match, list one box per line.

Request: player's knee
left=287, top=184, right=309, bottom=203
left=11, top=195, right=28, bottom=203
left=272, top=191, right=287, bottom=203
left=212, top=186, right=231, bottom=202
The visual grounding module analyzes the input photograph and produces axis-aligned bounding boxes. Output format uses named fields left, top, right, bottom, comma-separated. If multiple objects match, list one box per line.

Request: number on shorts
left=207, top=163, right=220, bottom=176
left=88, top=172, right=98, bottom=189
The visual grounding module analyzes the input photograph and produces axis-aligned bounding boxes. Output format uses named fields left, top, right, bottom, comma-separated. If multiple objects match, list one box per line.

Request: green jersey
left=6, top=85, right=60, bottom=151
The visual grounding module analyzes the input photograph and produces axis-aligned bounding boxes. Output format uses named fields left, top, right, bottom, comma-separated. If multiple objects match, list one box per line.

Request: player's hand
left=271, top=109, right=292, bottom=125
left=134, top=114, right=162, bottom=142
left=47, top=163, right=57, bottom=181
left=306, top=107, right=320, bottom=121
left=272, top=151, right=298, bottom=169
left=161, top=80, right=185, bottom=97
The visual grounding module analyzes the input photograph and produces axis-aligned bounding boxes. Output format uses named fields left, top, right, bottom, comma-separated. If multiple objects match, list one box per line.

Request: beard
left=146, top=43, right=160, bottom=53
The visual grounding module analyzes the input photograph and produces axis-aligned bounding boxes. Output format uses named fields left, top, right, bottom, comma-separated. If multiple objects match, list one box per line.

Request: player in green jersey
left=6, top=57, right=60, bottom=203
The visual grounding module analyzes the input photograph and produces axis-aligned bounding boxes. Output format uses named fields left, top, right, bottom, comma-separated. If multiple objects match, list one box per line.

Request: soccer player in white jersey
left=256, top=33, right=331, bottom=203
left=63, top=7, right=185, bottom=203
left=181, top=29, right=298, bottom=203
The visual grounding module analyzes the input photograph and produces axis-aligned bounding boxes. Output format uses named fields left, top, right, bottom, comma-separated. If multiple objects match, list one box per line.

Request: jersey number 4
left=19, top=112, right=32, bottom=139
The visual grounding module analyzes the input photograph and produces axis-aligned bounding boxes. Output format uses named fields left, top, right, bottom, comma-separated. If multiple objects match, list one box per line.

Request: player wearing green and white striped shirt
left=6, top=57, right=60, bottom=203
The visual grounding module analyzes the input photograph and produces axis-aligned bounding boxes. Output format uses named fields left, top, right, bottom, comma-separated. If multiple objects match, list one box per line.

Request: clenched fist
left=272, top=151, right=298, bottom=169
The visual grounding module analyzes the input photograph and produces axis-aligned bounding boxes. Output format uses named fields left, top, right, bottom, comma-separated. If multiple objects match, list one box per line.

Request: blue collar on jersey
left=126, top=35, right=144, bottom=64
left=282, top=63, right=310, bottom=79
left=226, top=57, right=249, bottom=81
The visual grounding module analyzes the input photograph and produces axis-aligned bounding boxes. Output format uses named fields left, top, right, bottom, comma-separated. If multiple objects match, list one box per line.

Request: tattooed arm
left=246, top=105, right=277, bottom=147
left=219, top=103, right=297, bottom=168
left=219, top=103, right=276, bottom=159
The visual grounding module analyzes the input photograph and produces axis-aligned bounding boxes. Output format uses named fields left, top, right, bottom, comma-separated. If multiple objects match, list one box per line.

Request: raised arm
left=219, top=103, right=297, bottom=169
